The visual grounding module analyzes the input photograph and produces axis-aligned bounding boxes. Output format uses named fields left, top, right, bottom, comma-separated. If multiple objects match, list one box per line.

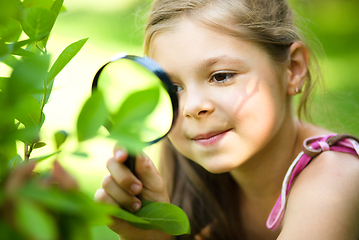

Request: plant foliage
left=0, top=0, right=190, bottom=238
left=0, top=0, right=114, bottom=239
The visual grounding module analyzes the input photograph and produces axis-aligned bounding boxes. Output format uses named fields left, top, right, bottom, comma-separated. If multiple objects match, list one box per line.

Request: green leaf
left=47, top=37, right=88, bottom=86
left=0, top=77, right=7, bottom=91
left=108, top=132, right=146, bottom=155
left=77, top=90, right=108, bottom=142
left=0, top=54, right=18, bottom=68
left=110, top=206, right=151, bottom=225
left=22, top=0, right=66, bottom=13
left=72, top=151, right=88, bottom=158
left=8, top=54, right=49, bottom=103
left=13, top=126, right=40, bottom=144
left=0, top=17, right=22, bottom=42
left=41, top=0, right=64, bottom=48
left=20, top=7, right=56, bottom=38
left=13, top=34, right=49, bottom=49
left=20, top=184, right=85, bottom=213
left=133, top=201, right=191, bottom=235
left=23, top=0, right=54, bottom=9
left=105, top=201, right=190, bottom=236
left=34, top=141, right=46, bottom=149
left=85, top=86, right=160, bottom=153
left=6, top=54, right=50, bottom=112
left=12, top=47, right=36, bottom=57
left=16, top=199, right=57, bottom=240
left=30, top=151, right=59, bottom=163
left=0, top=219, right=24, bottom=240
left=0, top=39, right=12, bottom=61
left=0, top=0, right=21, bottom=20
left=40, top=112, right=45, bottom=127
left=50, top=0, right=64, bottom=15
left=43, top=77, right=53, bottom=105
left=107, top=87, right=160, bottom=153
left=14, top=95, right=41, bottom=127
left=7, top=154, right=23, bottom=171
left=20, top=184, right=113, bottom=226
left=112, top=87, right=160, bottom=128
left=54, top=130, right=67, bottom=149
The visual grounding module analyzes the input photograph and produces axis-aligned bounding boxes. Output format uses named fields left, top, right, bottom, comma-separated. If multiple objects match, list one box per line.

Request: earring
left=295, top=86, right=302, bottom=93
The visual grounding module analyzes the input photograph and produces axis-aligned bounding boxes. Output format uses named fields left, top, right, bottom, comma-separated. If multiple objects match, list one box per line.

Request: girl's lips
left=192, top=129, right=231, bottom=147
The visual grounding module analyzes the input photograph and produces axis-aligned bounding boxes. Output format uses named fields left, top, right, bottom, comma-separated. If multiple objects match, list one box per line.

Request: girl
left=94, top=0, right=359, bottom=239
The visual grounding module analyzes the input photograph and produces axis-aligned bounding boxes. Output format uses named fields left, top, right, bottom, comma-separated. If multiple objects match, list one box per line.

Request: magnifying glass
left=92, top=54, right=178, bottom=173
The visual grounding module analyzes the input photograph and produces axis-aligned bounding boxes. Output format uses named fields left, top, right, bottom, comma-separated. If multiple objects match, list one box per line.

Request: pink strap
left=266, top=134, right=359, bottom=231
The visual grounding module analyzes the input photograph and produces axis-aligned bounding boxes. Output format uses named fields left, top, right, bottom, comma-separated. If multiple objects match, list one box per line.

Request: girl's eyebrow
left=165, top=56, right=246, bottom=82
left=197, top=55, right=245, bottom=69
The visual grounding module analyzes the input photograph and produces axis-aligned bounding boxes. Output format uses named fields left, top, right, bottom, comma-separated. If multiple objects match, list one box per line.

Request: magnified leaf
left=112, top=87, right=160, bottom=132
left=108, top=130, right=146, bottom=154
left=47, top=37, right=88, bottom=86
left=77, top=90, right=108, bottom=142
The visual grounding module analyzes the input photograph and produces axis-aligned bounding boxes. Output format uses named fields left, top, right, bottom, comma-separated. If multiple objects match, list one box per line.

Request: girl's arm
left=278, top=151, right=359, bottom=239
left=94, top=148, right=173, bottom=240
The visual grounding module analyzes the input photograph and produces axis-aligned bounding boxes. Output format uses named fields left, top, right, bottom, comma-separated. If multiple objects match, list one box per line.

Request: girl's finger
left=94, top=187, right=118, bottom=206
left=106, top=157, right=143, bottom=196
left=135, top=154, right=170, bottom=203
left=101, top=174, right=141, bottom=212
left=112, top=148, right=128, bottom=163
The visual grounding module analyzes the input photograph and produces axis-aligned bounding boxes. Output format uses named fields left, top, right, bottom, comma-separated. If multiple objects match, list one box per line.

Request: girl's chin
left=198, top=159, right=241, bottom=174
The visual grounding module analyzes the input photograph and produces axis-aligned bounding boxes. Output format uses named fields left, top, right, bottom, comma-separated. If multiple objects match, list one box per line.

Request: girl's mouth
left=192, top=129, right=231, bottom=147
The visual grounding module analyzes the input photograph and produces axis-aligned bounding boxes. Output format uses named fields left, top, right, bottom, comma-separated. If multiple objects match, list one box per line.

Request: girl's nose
left=182, top=90, right=215, bottom=118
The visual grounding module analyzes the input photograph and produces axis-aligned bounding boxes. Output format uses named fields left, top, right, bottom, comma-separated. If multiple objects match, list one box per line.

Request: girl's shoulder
left=278, top=134, right=359, bottom=239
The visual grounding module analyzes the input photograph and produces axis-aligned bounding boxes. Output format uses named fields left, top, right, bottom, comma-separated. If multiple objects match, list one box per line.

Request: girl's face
left=150, top=20, right=291, bottom=174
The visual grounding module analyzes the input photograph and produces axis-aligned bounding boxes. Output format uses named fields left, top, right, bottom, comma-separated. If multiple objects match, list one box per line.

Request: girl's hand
left=94, top=147, right=172, bottom=240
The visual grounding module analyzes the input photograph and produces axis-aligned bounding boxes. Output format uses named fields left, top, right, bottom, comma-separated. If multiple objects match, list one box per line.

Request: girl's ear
left=286, top=42, right=309, bottom=95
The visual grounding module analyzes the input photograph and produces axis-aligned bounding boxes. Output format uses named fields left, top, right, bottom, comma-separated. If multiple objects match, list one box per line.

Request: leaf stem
left=40, top=80, right=47, bottom=118
left=35, top=42, right=46, bottom=54
left=24, top=143, right=35, bottom=163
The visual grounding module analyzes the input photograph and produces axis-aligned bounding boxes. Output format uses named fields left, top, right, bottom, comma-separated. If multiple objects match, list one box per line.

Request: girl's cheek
left=168, top=123, right=182, bottom=144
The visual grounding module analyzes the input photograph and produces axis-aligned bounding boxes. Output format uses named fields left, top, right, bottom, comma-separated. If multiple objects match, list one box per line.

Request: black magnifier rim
left=92, top=54, right=178, bottom=145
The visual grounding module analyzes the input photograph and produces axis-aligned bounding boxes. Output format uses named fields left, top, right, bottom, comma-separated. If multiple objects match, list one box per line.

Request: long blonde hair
left=144, top=0, right=319, bottom=239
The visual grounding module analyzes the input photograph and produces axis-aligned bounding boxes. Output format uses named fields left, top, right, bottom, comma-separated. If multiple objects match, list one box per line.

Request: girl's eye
left=210, top=72, right=236, bottom=83
left=173, top=84, right=183, bottom=92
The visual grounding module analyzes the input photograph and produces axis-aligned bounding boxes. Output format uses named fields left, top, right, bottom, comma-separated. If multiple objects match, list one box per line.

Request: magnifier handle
left=125, top=155, right=136, bottom=174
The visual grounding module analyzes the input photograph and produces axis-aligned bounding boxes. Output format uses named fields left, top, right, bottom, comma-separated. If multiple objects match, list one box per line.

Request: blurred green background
left=41, top=0, right=359, bottom=239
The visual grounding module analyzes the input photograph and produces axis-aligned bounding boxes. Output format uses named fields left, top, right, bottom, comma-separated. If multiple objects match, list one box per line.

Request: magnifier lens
left=96, top=58, right=173, bottom=143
